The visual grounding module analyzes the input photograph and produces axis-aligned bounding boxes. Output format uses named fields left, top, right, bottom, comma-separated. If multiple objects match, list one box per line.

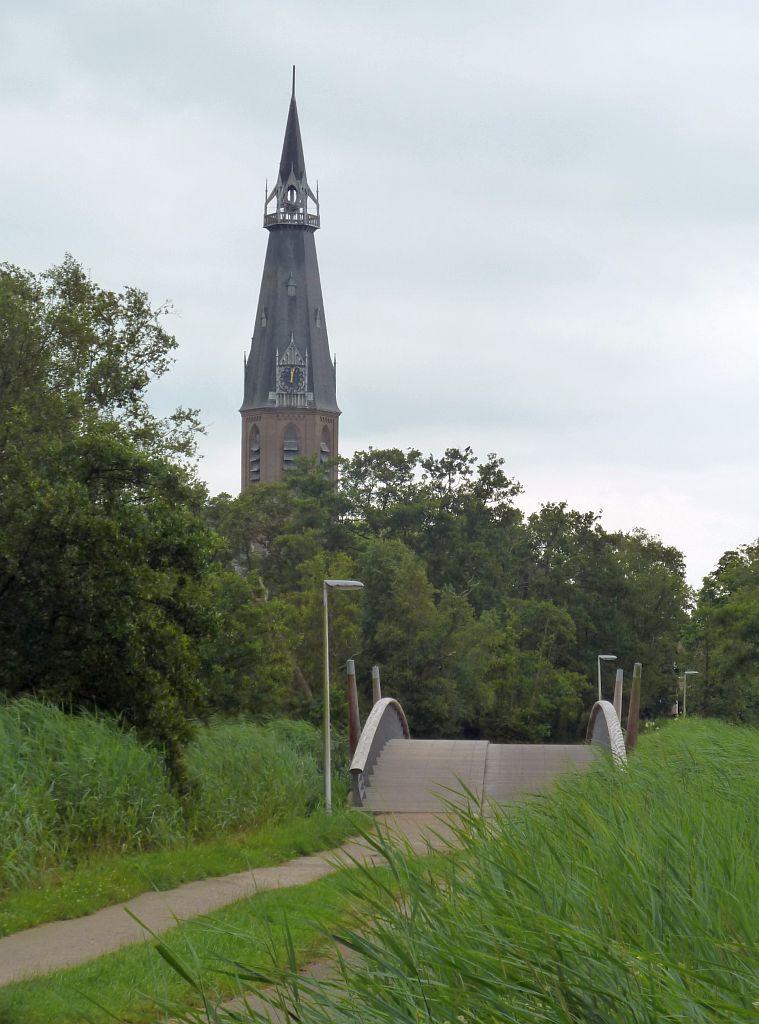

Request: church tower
left=240, top=71, right=339, bottom=489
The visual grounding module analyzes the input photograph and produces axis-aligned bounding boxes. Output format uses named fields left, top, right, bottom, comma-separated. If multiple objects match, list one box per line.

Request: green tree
left=286, top=550, right=364, bottom=725
left=478, top=600, right=588, bottom=742
left=210, top=459, right=351, bottom=596
left=610, top=528, right=689, bottom=714
left=217, top=452, right=690, bottom=739
left=417, top=448, right=525, bottom=610
left=356, top=538, right=500, bottom=736
left=523, top=505, right=688, bottom=716
left=207, top=471, right=359, bottom=719
left=339, top=447, right=526, bottom=611
left=356, top=537, right=456, bottom=734
left=338, top=447, right=426, bottom=545
left=0, top=258, right=219, bottom=781
left=524, top=503, right=624, bottom=660
left=196, top=568, right=295, bottom=718
left=689, top=541, right=759, bottom=721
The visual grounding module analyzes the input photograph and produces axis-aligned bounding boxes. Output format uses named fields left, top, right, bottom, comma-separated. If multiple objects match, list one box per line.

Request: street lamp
left=323, top=579, right=364, bottom=814
left=597, top=654, right=617, bottom=701
left=682, top=670, right=698, bottom=717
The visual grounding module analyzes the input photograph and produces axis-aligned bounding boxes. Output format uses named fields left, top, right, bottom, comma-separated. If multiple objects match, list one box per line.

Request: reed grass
left=180, top=719, right=759, bottom=1023
left=0, top=698, right=347, bottom=893
left=184, top=720, right=323, bottom=835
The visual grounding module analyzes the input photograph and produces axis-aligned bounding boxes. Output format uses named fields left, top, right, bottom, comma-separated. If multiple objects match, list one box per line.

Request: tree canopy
left=686, top=541, right=759, bottom=722
left=0, top=259, right=225, bottom=782
left=211, top=448, right=690, bottom=739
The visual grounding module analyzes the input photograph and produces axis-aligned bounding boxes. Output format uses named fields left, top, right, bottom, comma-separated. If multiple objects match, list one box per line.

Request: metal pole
left=346, top=658, right=361, bottom=758
left=682, top=671, right=698, bottom=717
left=371, top=664, right=382, bottom=705
left=322, top=582, right=332, bottom=814
left=613, top=668, right=623, bottom=720
left=626, top=662, right=642, bottom=752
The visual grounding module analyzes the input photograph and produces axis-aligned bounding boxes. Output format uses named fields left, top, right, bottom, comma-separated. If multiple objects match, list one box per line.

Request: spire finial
left=292, top=65, right=296, bottom=100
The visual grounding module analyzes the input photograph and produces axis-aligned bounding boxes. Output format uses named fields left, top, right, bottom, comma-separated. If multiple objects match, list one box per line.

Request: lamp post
left=682, top=670, right=698, bottom=717
left=597, top=654, right=617, bottom=701
left=323, top=579, right=364, bottom=814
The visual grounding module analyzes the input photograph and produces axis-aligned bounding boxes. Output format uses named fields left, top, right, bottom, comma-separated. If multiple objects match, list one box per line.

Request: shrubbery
left=0, top=698, right=342, bottom=891
left=183, top=719, right=323, bottom=834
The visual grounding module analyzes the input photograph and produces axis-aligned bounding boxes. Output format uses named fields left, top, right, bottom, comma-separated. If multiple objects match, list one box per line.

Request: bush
left=0, top=699, right=338, bottom=892
left=184, top=720, right=323, bottom=834
left=0, top=698, right=181, bottom=888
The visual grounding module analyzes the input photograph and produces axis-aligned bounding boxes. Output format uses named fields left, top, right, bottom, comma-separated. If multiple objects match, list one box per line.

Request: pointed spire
left=278, top=71, right=306, bottom=183
left=263, top=71, right=319, bottom=231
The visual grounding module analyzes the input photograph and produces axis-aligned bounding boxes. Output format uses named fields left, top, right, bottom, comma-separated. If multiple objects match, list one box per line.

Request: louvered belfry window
left=283, top=424, right=299, bottom=471
left=320, top=425, right=331, bottom=465
left=249, top=426, right=261, bottom=483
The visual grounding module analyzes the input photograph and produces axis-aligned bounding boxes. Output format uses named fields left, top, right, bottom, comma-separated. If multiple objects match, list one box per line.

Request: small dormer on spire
left=264, top=67, right=320, bottom=230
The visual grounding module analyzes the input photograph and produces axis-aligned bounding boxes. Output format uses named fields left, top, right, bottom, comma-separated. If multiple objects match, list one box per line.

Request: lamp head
left=324, top=579, right=364, bottom=591
left=599, top=654, right=617, bottom=662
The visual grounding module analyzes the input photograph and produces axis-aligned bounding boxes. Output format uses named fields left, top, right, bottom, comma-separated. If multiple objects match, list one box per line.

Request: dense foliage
left=686, top=539, right=759, bottom=720
left=0, top=258, right=224, bottom=781
left=211, top=450, right=690, bottom=740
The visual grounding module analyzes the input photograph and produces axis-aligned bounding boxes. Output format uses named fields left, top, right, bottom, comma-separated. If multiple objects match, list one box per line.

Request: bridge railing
left=350, top=697, right=410, bottom=807
left=586, top=699, right=627, bottom=766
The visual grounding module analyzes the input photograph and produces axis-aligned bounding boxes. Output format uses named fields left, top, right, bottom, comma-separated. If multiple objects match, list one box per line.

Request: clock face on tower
left=278, top=364, right=306, bottom=393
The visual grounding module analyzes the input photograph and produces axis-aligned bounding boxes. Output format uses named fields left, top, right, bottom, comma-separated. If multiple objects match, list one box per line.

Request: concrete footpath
left=0, top=814, right=455, bottom=988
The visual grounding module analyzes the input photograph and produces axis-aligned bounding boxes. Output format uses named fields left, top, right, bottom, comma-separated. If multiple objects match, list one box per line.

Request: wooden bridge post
left=613, top=668, right=624, bottom=720
left=346, top=659, right=361, bottom=759
left=626, top=662, right=642, bottom=752
left=371, top=665, right=382, bottom=706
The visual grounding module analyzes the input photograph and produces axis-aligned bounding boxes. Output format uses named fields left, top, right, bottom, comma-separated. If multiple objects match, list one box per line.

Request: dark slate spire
left=278, top=70, right=306, bottom=182
left=241, top=73, right=338, bottom=415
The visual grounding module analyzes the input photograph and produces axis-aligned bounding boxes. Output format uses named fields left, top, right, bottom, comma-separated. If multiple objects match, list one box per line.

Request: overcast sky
left=3, top=1, right=758, bottom=587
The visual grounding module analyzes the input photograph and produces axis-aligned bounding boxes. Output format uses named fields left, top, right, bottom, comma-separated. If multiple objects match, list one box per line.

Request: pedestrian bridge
left=350, top=697, right=626, bottom=813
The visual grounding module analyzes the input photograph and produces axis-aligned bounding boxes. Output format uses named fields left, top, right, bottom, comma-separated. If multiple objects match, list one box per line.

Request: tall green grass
left=0, top=698, right=345, bottom=892
left=184, top=719, right=323, bottom=835
left=195, top=720, right=759, bottom=1023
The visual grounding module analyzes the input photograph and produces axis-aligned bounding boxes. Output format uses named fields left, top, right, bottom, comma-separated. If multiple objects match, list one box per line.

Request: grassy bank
left=0, top=699, right=350, bottom=898
left=0, top=810, right=361, bottom=937
left=0, top=863, right=386, bottom=1024
left=167, top=719, right=759, bottom=1023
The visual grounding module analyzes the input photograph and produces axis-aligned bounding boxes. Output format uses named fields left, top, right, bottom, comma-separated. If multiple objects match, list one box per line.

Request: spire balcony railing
left=264, top=210, right=320, bottom=228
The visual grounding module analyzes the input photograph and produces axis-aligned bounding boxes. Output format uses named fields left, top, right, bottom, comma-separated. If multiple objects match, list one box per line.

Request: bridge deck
left=484, top=743, right=595, bottom=803
left=362, top=738, right=595, bottom=813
